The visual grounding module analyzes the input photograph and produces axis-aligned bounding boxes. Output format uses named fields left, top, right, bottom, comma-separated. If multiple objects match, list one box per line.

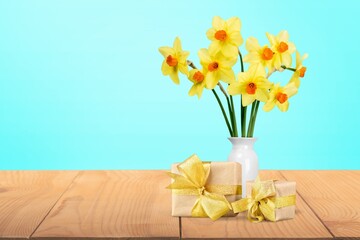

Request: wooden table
left=0, top=170, right=359, bottom=239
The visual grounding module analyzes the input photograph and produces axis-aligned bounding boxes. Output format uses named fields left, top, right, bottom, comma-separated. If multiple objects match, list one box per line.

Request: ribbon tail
left=259, top=200, right=276, bottom=222
left=231, top=198, right=251, bottom=213
left=248, top=203, right=265, bottom=223
left=192, top=192, right=231, bottom=221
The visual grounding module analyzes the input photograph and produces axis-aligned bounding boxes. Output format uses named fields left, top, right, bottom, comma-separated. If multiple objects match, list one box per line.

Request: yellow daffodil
left=243, top=37, right=275, bottom=73
left=198, top=48, right=236, bottom=89
left=206, top=16, right=243, bottom=58
left=263, top=82, right=298, bottom=112
left=228, top=65, right=273, bottom=106
left=289, top=51, right=308, bottom=87
left=188, top=69, right=206, bottom=99
left=266, top=31, right=296, bottom=70
left=159, top=37, right=189, bottom=84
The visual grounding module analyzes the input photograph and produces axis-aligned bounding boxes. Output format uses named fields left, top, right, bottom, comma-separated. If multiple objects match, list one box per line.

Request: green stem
left=248, top=100, right=260, bottom=137
left=238, top=49, right=247, bottom=138
left=240, top=97, right=247, bottom=137
left=247, top=101, right=256, bottom=137
left=212, top=89, right=233, bottom=137
left=238, top=50, right=244, bottom=72
left=225, top=95, right=235, bottom=136
left=230, top=96, right=238, bottom=137
left=281, top=65, right=296, bottom=72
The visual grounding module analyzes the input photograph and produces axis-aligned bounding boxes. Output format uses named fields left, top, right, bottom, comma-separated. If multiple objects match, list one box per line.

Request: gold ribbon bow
left=167, top=154, right=236, bottom=221
left=231, top=177, right=296, bottom=222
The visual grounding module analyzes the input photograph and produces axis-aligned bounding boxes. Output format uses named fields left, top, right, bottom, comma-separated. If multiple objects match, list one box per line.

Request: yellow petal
left=278, top=30, right=289, bottom=42
left=188, top=84, right=197, bottom=96
left=255, top=89, right=269, bottom=102
left=246, top=37, right=260, bottom=52
left=277, top=101, right=289, bottom=112
left=161, top=61, right=172, bottom=75
left=188, top=69, right=198, bottom=83
left=221, top=43, right=238, bottom=57
left=221, top=55, right=238, bottom=67
left=295, top=51, right=301, bottom=68
left=287, top=42, right=296, bottom=54
left=226, top=17, right=241, bottom=32
left=227, top=82, right=241, bottom=95
left=263, top=100, right=276, bottom=112
left=188, top=82, right=205, bottom=99
left=242, top=94, right=255, bottom=106
left=178, top=63, right=189, bottom=76
left=284, top=82, right=298, bottom=97
left=197, top=82, right=206, bottom=99
left=206, top=28, right=216, bottom=41
left=205, top=71, right=218, bottom=89
left=159, top=47, right=174, bottom=58
left=266, top=32, right=277, bottom=46
left=229, top=31, right=243, bottom=46
left=249, top=64, right=266, bottom=78
left=273, top=55, right=282, bottom=69
left=289, top=73, right=301, bottom=88
left=243, top=52, right=260, bottom=63
left=237, top=71, right=250, bottom=83
left=219, top=68, right=235, bottom=83
left=179, top=51, right=190, bottom=62
left=281, top=53, right=292, bottom=68
left=173, top=37, right=182, bottom=52
left=169, top=70, right=180, bottom=84
left=198, top=48, right=211, bottom=66
left=208, top=41, right=222, bottom=56
left=213, top=16, right=225, bottom=29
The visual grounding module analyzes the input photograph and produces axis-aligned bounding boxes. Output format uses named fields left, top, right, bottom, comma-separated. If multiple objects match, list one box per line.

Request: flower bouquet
left=159, top=16, right=307, bottom=138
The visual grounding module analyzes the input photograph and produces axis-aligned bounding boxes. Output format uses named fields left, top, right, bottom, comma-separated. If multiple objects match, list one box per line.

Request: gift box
left=231, top=178, right=296, bottom=222
left=168, top=154, right=242, bottom=220
left=247, top=180, right=296, bottom=221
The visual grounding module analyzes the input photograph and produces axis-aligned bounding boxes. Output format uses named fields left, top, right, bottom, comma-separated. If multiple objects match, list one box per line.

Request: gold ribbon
left=231, top=177, right=296, bottom=222
left=167, top=154, right=240, bottom=221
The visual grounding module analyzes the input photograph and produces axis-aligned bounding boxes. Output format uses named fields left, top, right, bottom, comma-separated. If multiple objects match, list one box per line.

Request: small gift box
left=167, top=154, right=242, bottom=220
left=231, top=177, right=296, bottom=222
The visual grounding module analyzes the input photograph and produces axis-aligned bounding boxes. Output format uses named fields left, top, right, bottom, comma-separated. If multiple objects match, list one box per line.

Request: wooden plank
left=0, top=171, right=79, bottom=239
left=32, top=170, right=179, bottom=239
left=281, top=170, right=360, bottom=238
left=181, top=170, right=333, bottom=239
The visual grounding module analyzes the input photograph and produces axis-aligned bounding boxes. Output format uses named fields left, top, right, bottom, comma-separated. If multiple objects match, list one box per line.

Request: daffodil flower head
left=243, top=37, right=275, bottom=73
left=263, top=82, right=298, bottom=112
left=206, top=16, right=243, bottom=58
left=266, top=31, right=296, bottom=70
left=289, top=51, right=308, bottom=88
left=188, top=69, right=206, bottom=99
left=159, top=37, right=190, bottom=84
left=228, top=65, right=273, bottom=106
left=198, top=48, right=236, bottom=89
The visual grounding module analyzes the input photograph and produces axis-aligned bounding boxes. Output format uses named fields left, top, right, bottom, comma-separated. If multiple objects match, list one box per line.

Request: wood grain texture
left=32, top=170, right=179, bottom=239
left=281, top=170, right=360, bottom=238
left=181, top=170, right=333, bottom=239
left=0, top=171, right=79, bottom=239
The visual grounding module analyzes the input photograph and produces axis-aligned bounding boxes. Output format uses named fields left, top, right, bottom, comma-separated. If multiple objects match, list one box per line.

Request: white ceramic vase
left=227, top=137, right=259, bottom=198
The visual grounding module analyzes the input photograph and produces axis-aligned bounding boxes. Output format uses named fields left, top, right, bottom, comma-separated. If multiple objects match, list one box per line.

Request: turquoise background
left=1, top=0, right=359, bottom=170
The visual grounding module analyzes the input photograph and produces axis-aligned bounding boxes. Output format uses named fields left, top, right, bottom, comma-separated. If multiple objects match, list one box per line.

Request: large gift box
left=232, top=178, right=296, bottom=222
left=168, top=154, right=242, bottom=220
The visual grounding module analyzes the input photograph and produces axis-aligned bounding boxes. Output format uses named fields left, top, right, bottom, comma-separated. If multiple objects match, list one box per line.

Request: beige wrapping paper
left=171, top=161, right=242, bottom=217
left=246, top=180, right=296, bottom=221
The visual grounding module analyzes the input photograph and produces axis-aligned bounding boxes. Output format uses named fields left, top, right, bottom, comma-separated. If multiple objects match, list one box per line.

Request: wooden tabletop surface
left=0, top=170, right=359, bottom=239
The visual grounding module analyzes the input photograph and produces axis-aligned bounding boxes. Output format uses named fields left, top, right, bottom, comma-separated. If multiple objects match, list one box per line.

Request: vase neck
left=228, top=137, right=257, bottom=148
